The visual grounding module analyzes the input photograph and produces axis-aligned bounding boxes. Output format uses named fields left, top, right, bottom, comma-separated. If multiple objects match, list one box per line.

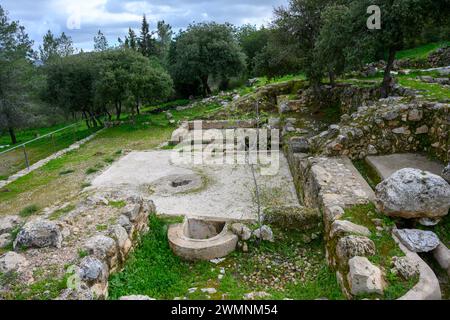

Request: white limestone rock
left=375, top=168, right=450, bottom=219
left=0, top=251, right=28, bottom=273
left=231, top=223, right=252, bottom=241
left=393, top=229, right=440, bottom=253
left=347, top=256, right=384, bottom=295
left=253, top=225, right=274, bottom=242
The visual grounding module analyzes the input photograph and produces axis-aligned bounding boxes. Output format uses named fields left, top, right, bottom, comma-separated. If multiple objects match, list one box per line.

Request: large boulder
left=0, top=252, right=28, bottom=273
left=393, top=229, right=440, bottom=253
left=347, top=256, right=385, bottom=295
left=375, top=168, right=450, bottom=219
left=13, top=219, right=62, bottom=250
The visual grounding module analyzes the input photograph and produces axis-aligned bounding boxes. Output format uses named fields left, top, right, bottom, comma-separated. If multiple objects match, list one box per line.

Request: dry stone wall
left=310, top=98, right=449, bottom=163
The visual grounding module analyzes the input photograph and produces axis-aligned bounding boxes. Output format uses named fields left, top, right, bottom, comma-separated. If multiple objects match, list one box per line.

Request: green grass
left=109, top=200, right=126, bottom=209
left=341, top=204, right=417, bottom=300
left=0, top=122, right=101, bottom=179
left=397, top=76, right=450, bottom=101
left=353, top=159, right=382, bottom=190
left=59, top=169, right=75, bottom=176
left=0, top=273, right=69, bottom=300
left=109, top=216, right=344, bottom=300
left=78, top=249, right=89, bottom=259
left=48, top=204, right=75, bottom=220
left=19, top=204, right=39, bottom=218
left=85, top=167, right=99, bottom=175
left=396, top=42, right=450, bottom=60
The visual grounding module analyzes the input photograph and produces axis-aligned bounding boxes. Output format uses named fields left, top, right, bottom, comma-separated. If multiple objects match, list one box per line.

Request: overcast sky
left=2, top=0, right=288, bottom=51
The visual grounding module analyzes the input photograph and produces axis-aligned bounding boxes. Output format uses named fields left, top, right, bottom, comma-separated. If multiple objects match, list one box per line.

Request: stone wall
left=232, top=79, right=306, bottom=112
left=310, top=98, right=449, bottom=163
left=295, top=84, right=383, bottom=115
left=58, top=196, right=154, bottom=300
left=284, top=142, right=442, bottom=299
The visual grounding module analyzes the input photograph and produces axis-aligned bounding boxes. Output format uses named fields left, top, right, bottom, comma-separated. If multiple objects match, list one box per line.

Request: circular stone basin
left=151, top=174, right=203, bottom=196
left=168, top=218, right=238, bottom=261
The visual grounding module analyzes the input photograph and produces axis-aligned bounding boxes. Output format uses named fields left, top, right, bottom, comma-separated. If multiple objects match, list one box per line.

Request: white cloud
left=1, top=0, right=288, bottom=50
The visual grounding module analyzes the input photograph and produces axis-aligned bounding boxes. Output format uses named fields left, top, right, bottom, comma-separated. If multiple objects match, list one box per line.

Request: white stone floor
left=92, top=150, right=299, bottom=221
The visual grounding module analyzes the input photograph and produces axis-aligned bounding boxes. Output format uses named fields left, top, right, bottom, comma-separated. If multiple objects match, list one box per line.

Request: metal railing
left=0, top=120, right=103, bottom=180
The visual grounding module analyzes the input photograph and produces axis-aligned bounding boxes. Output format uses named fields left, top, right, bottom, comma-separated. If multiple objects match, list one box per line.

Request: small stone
left=0, top=252, right=28, bottom=273
left=367, top=145, right=378, bottom=155
left=0, top=233, right=12, bottom=248
left=393, top=229, right=440, bottom=253
left=210, top=258, right=225, bottom=264
left=201, top=288, right=217, bottom=294
left=408, top=109, right=423, bottom=121
left=188, top=288, right=197, bottom=294
left=243, top=291, right=270, bottom=300
left=0, top=216, right=21, bottom=235
left=253, top=225, right=274, bottom=242
left=391, top=256, right=419, bottom=280
left=242, top=242, right=248, bottom=252
left=230, top=223, right=252, bottom=241
left=289, top=137, right=310, bottom=153
left=415, top=125, right=428, bottom=134
left=418, top=217, right=441, bottom=226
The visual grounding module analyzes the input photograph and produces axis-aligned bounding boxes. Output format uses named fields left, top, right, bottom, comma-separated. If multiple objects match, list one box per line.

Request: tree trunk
left=8, top=127, right=17, bottom=145
left=329, top=71, right=336, bottom=87
left=82, top=111, right=91, bottom=128
left=116, top=101, right=122, bottom=121
left=135, top=98, right=140, bottom=115
left=381, top=48, right=397, bottom=98
left=105, top=108, right=112, bottom=121
left=201, top=76, right=211, bottom=97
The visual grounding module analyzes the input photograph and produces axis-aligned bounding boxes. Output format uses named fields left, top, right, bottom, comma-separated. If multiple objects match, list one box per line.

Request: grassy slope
left=396, top=41, right=450, bottom=60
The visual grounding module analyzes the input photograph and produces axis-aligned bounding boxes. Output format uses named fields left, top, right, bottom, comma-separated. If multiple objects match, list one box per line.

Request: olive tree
left=169, top=22, right=246, bottom=96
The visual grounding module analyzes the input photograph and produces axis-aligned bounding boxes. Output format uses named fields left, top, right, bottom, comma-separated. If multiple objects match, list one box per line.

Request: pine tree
left=94, top=30, right=108, bottom=51
left=138, top=15, right=156, bottom=57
